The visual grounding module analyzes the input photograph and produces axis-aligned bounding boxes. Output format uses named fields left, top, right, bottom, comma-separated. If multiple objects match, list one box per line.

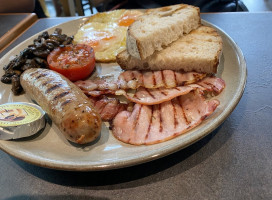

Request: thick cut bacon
left=112, top=91, right=219, bottom=145
left=75, top=70, right=207, bottom=96
left=125, top=77, right=225, bottom=105
left=125, top=85, right=202, bottom=105
left=197, top=76, right=225, bottom=94
left=118, top=70, right=206, bottom=89
left=89, top=96, right=128, bottom=121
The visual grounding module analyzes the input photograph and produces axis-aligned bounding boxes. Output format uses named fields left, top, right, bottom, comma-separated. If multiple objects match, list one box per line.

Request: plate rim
left=0, top=18, right=247, bottom=171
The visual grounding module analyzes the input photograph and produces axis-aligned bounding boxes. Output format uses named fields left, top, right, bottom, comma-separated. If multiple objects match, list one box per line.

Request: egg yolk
left=84, top=31, right=115, bottom=49
left=118, top=14, right=138, bottom=26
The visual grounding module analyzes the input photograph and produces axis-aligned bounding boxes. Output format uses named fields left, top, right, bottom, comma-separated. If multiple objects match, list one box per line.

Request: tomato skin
left=47, top=44, right=95, bottom=82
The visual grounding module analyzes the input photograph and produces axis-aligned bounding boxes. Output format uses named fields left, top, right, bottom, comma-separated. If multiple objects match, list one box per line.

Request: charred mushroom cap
left=1, top=28, right=74, bottom=95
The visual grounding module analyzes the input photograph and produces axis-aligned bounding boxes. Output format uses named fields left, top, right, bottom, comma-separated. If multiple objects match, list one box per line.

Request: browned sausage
left=20, top=68, right=102, bottom=144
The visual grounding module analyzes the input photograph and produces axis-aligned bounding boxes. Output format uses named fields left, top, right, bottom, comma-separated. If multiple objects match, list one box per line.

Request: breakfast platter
left=0, top=7, right=246, bottom=171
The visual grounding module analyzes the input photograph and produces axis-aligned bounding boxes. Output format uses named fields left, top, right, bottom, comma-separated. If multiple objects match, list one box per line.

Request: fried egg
left=73, top=10, right=143, bottom=63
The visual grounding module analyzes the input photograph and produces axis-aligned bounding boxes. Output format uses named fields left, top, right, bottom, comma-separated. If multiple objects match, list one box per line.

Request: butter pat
left=0, top=102, right=45, bottom=140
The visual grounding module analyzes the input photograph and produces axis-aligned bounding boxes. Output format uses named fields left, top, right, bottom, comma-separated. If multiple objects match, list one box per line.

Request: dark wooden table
left=0, top=12, right=271, bottom=199
left=0, top=13, right=37, bottom=53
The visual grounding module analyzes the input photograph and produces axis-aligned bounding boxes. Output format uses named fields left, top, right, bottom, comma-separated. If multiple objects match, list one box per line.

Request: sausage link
left=20, top=68, right=102, bottom=144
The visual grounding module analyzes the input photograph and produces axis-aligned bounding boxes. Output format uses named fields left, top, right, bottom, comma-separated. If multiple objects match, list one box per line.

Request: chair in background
left=81, top=0, right=111, bottom=14
left=106, top=0, right=248, bottom=12
left=50, top=0, right=249, bottom=17
left=51, top=0, right=110, bottom=16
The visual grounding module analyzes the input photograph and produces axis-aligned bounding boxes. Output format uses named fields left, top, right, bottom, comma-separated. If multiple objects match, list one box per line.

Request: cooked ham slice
left=89, top=96, right=128, bottom=121
left=124, top=77, right=225, bottom=105
left=112, top=91, right=220, bottom=145
left=75, top=70, right=206, bottom=95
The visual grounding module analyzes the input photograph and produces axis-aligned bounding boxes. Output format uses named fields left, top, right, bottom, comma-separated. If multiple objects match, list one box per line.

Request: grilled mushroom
left=1, top=28, right=74, bottom=95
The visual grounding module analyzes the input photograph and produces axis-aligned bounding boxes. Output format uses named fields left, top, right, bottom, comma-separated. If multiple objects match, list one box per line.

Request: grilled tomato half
left=47, top=44, right=95, bottom=81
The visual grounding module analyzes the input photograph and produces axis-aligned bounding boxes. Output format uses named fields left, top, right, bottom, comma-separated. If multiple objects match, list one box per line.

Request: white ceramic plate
left=0, top=18, right=246, bottom=171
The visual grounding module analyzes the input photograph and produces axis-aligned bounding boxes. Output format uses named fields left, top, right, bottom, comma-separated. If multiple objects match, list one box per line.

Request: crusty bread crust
left=117, top=26, right=223, bottom=74
left=126, top=4, right=201, bottom=60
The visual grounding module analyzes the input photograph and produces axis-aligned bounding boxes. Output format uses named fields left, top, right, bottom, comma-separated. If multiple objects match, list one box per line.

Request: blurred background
left=38, top=0, right=272, bottom=18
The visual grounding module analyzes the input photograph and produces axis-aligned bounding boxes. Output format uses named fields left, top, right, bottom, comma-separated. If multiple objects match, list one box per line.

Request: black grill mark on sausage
left=61, top=99, right=72, bottom=107
left=42, top=79, right=54, bottom=87
left=53, top=91, right=70, bottom=101
left=35, top=73, right=48, bottom=80
left=29, top=71, right=40, bottom=77
left=46, top=83, right=63, bottom=94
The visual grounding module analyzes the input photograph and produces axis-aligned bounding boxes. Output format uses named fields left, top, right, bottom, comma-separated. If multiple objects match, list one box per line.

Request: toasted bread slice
left=117, top=26, right=223, bottom=74
left=126, top=4, right=201, bottom=60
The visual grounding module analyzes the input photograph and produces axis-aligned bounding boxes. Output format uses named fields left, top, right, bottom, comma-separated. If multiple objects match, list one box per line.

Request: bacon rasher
left=118, top=70, right=206, bottom=89
left=75, top=70, right=207, bottom=96
left=112, top=91, right=220, bottom=145
left=75, top=70, right=225, bottom=145
left=124, top=77, right=225, bottom=105
left=89, top=96, right=128, bottom=121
